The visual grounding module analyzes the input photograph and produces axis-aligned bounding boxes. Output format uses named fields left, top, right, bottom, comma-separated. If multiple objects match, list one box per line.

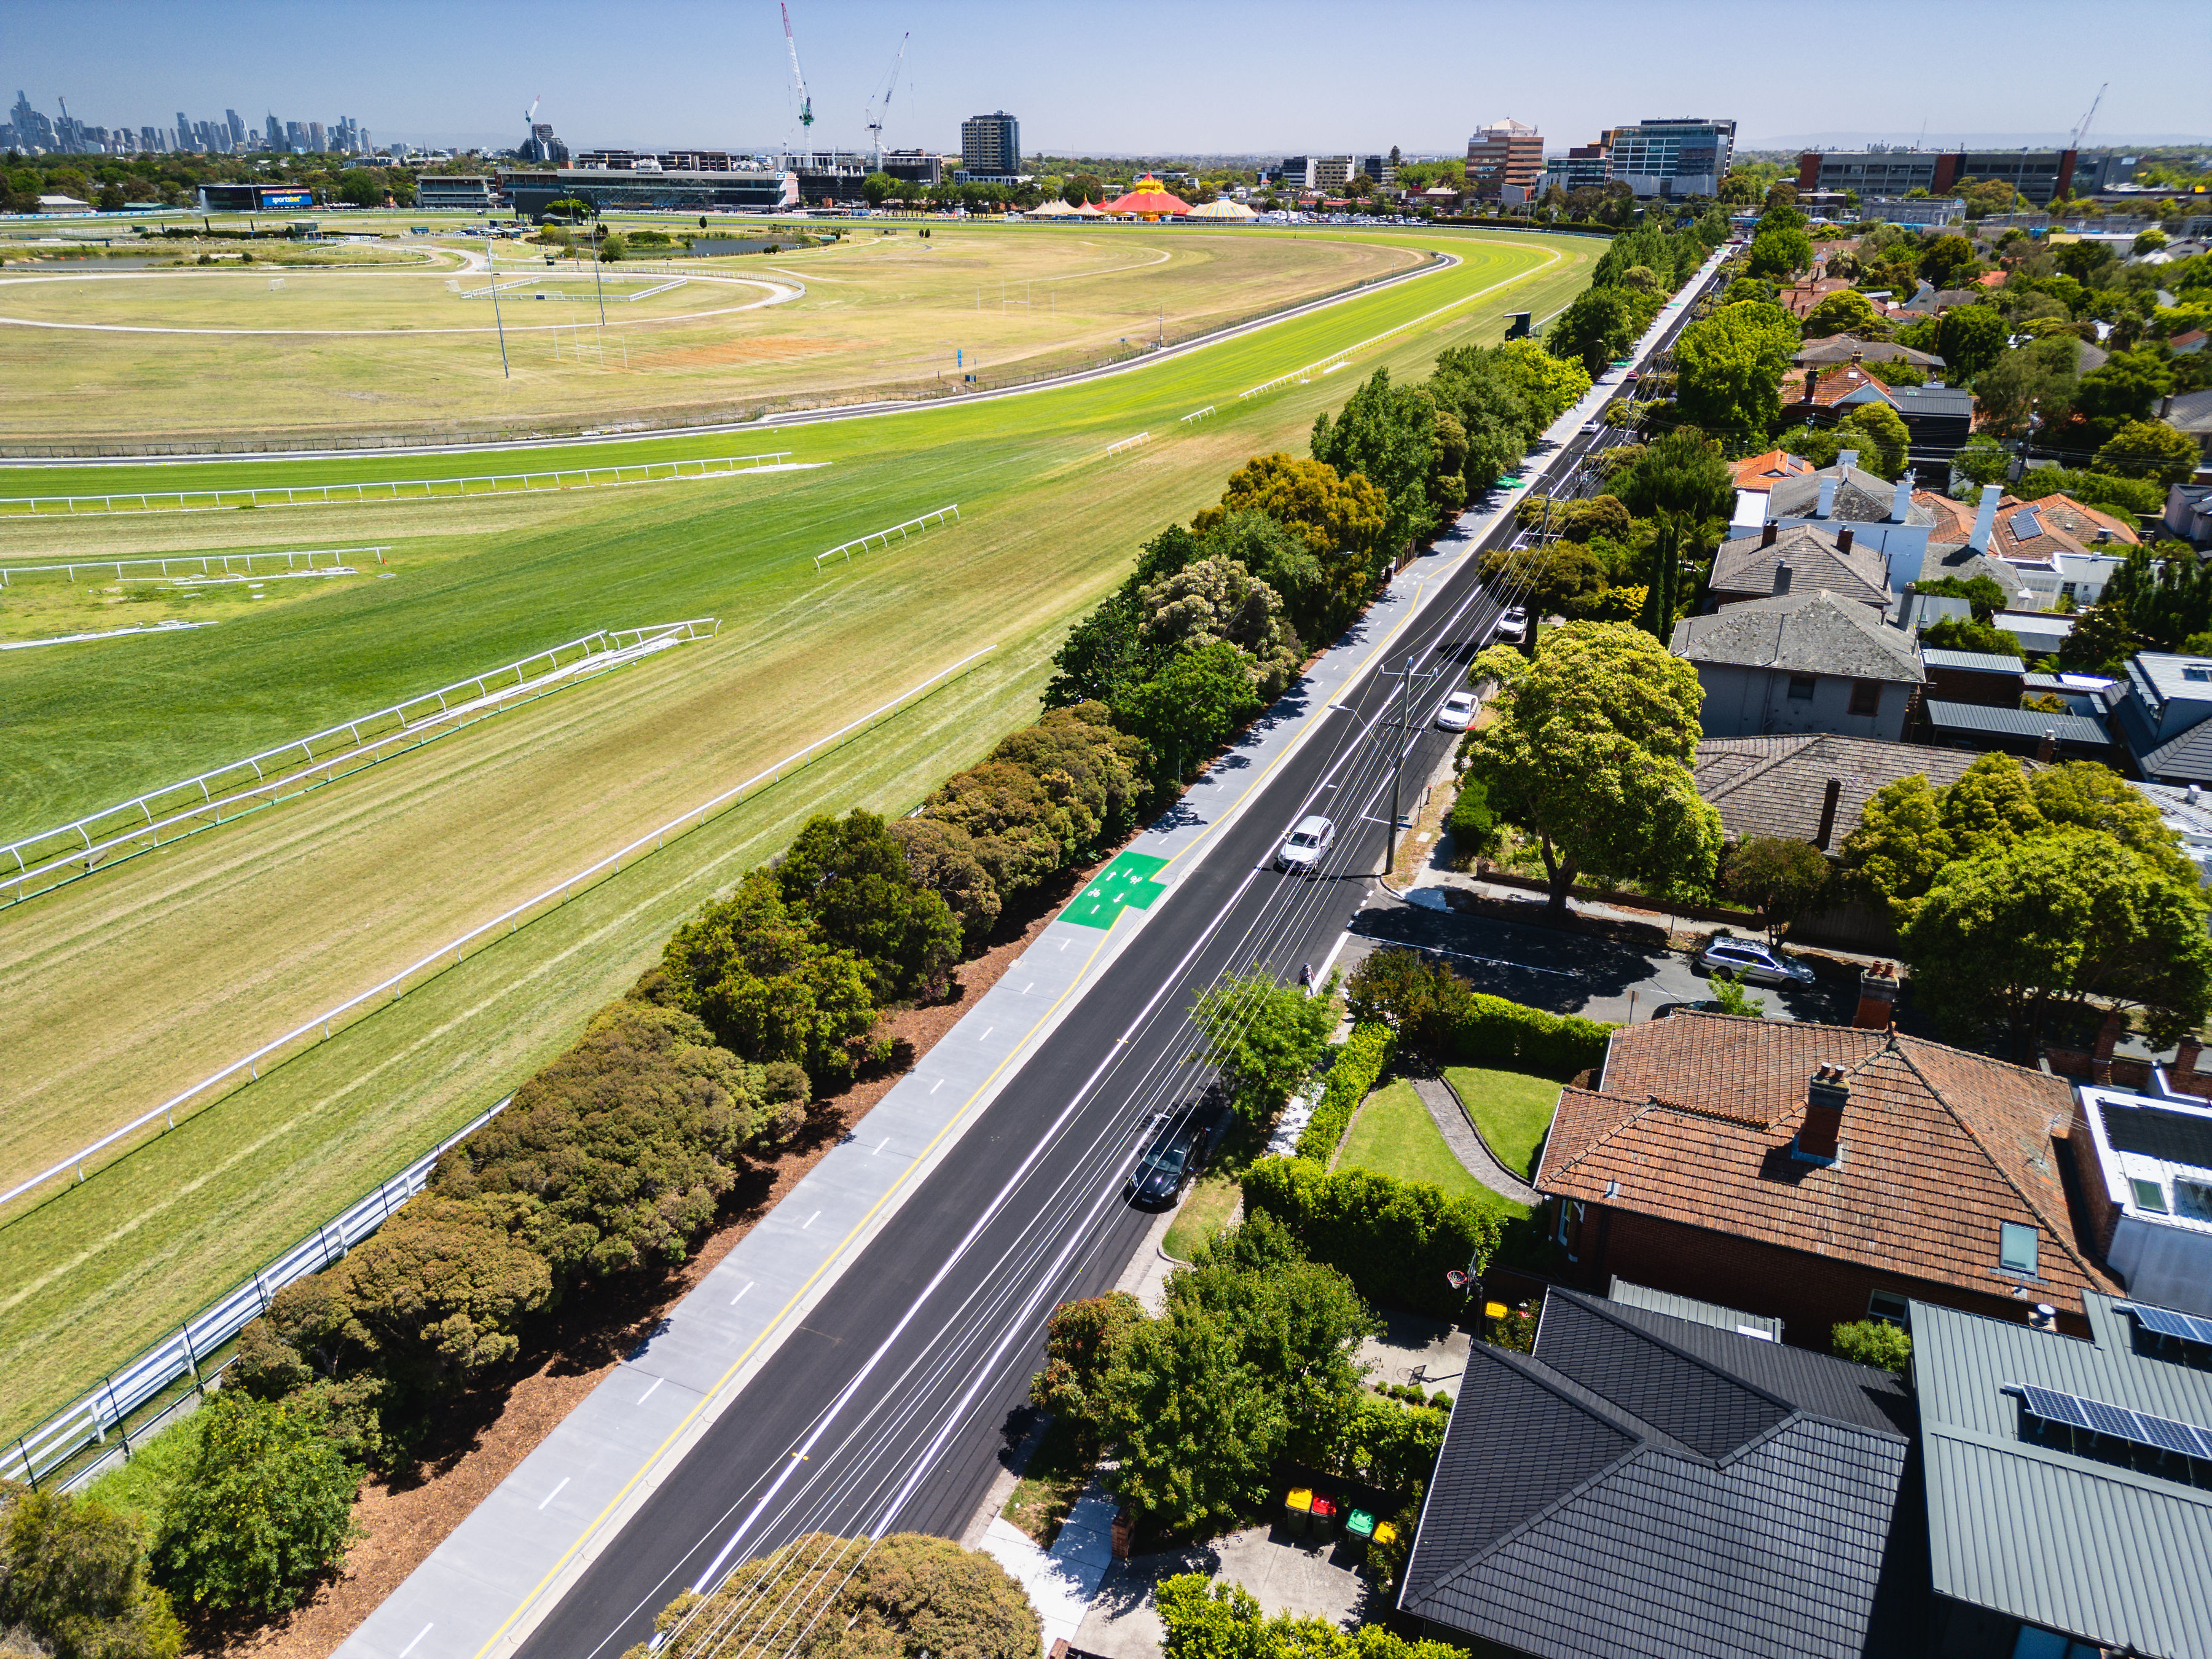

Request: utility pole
left=1384, top=656, right=1437, bottom=876
left=484, top=230, right=510, bottom=378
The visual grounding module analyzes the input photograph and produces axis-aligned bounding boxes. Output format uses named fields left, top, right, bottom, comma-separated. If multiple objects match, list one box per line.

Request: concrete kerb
left=340, top=256, right=1711, bottom=1659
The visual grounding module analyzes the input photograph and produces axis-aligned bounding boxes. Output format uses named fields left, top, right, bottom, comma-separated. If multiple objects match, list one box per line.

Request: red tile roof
left=1792, top=365, right=1896, bottom=409
left=1537, top=1016, right=2114, bottom=1316
left=1730, top=449, right=1814, bottom=492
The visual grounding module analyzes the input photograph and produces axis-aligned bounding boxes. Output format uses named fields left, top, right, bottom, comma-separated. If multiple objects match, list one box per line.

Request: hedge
left=1294, top=1022, right=1397, bottom=1161
left=1450, top=994, right=1611, bottom=1079
left=1242, top=1156, right=1502, bottom=1319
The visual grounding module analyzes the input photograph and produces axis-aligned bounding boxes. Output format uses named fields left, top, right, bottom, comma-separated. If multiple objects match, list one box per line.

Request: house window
left=1848, top=679, right=1881, bottom=716
left=1786, top=675, right=1818, bottom=701
left=2012, top=1627, right=2104, bottom=1659
left=1999, top=1222, right=2039, bottom=1276
left=2132, top=1177, right=2168, bottom=1213
left=1555, top=1200, right=1586, bottom=1261
left=1867, top=1290, right=1911, bottom=1328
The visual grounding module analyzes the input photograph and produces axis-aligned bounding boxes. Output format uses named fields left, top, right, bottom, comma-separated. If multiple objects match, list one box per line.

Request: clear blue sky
left=9, top=0, right=2206, bottom=157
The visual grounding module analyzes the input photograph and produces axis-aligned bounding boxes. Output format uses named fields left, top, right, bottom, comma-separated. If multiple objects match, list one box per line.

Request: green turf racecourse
left=0, top=226, right=1599, bottom=1436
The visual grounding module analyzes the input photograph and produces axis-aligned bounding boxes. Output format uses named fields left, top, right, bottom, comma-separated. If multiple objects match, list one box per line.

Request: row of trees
left=4, top=151, right=419, bottom=213
left=1545, top=216, right=1722, bottom=376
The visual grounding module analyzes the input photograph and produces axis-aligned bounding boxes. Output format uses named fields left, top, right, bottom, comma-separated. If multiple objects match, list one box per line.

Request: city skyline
left=6, top=0, right=2206, bottom=159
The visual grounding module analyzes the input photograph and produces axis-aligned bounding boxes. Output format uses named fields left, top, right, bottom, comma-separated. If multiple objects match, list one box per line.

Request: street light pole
left=1386, top=655, right=1412, bottom=877
left=484, top=230, right=510, bottom=378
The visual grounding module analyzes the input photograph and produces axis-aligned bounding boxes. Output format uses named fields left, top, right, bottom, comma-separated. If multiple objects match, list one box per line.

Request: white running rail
left=0, top=546, right=384, bottom=587
left=0, top=645, right=995, bottom=1214
left=0, top=1095, right=516, bottom=1491
left=1104, top=431, right=1151, bottom=455
left=0, top=620, right=720, bottom=909
left=0, top=452, right=798, bottom=517
left=1179, top=406, right=1217, bottom=425
left=812, top=504, right=961, bottom=569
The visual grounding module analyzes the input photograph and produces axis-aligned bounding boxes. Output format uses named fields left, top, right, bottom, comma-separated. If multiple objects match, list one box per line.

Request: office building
left=1605, top=117, right=1735, bottom=197
left=960, top=111, right=1020, bottom=178
left=504, top=152, right=866, bottom=219
left=265, top=113, right=283, bottom=149
left=1466, top=118, right=1543, bottom=198
left=1553, top=131, right=1618, bottom=193
left=11, top=91, right=55, bottom=150
left=226, top=109, right=245, bottom=147
left=1312, top=155, right=1353, bottom=191
left=881, top=148, right=942, bottom=187
left=307, top=120, right=325, bottom=151
left=140, top=125, right=160, bottom=152
left=1276, top=155, right=1311, bottom=190
left=1795, top=146, right=2078, bottom=204
left=175, top=111, right=194, bottom=152
left=1359, top=154, right=1395, bottom=185
left=519, top=120, right=568, bottom=165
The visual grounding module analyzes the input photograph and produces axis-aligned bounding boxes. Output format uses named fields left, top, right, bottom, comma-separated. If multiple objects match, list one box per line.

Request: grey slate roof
left=1671, top=589, right=1925, bottom=683
left=1693, top=734, right=1994, bottom=845
left=1912, top=1293, right=2212, bottom=1658
left=1402, top=1290, right=1918, bottom=1659
left=1923, top=699, right=2111, bottom=745
left=2168, top=386, right=2212, bottom=438
left=1709, top=523, right=1891, bottom=608
left=1886, top=384, right=1977, bottom=420
left=1607, top=1277, right=1784, bottom=1341
left=1768, top=464, right=1936, bottom=528
left=1794, top=334, right=1945, bottom=369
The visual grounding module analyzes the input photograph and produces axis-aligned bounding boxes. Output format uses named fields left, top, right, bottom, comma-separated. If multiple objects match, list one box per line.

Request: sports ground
left=0, top=222, right=1599, bottom=1438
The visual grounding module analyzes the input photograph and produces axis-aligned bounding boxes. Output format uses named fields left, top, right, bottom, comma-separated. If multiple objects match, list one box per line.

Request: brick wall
left=2068, top=1096, right=2125, bottom=1258
left=1555, top=1204, right=2083, bottom=1342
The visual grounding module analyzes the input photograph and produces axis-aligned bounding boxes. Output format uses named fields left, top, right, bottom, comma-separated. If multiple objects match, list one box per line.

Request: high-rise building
left=175, top=111, right=194, bottom=152
left=1794, top=145, right=2079, bottom=205
left=1604, top=117, right=1735, bottom=198
left=284, top=120, right=304, bottom=151
left=12, top=92, right=57, bottom=149
left=1312, top=155, right=1354, bottom=192
left=1276, top=156, right=1311, bottom=190
left=1466, top=119, right=1543, bottom=198
left=308, top=120, right=326, bottom=151
left=959, top=111, right=1020, bottom=178
left=226, top=108, right=245, bottom=147
left=1359, top=154, right=1397, bottom=185
left=265, top=112, right=283, bottom=149
left=519, top=119, right=568, bottom=165
left=1554, top=131, right=1619, bottom=193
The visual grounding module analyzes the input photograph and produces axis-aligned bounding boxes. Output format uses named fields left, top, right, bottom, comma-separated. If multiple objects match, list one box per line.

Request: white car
left=1494, top=606, right=1529, bottom=643
left=1696, top=934, right=1816, bottom=987
left=1275, top=814, right=1335, bottom=874
left=1435, top=690, right=1478, bottom=731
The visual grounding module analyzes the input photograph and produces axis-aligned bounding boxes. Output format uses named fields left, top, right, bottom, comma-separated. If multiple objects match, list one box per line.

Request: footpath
left=332, top=248, right=1726, bottom=1659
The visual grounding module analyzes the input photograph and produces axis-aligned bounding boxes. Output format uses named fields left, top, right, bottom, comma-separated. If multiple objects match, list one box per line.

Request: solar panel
left=2120, top=1302, right=2212, bottom=1346
left=2010, top=508, right=2044, bottom=541
left=2008, top=1382, right=2212, bottom=1462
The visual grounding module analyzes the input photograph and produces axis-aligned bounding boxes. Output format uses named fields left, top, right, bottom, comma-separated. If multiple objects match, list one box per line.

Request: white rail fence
left=1104, top=431, right=1151, bottom=455
left=0, top=645, right=995, bottom=1215
left=463, top=276, right=687, bottom=304
left=1, top=621, right=719, bottom=911
left=0, top=546, right=385, bottom=587
left=0, top=452, right=799, bottom=517
left=1, top=1096, right=516, bottom=1492
left=1179, top=406, right=1217, bottom=425
left=812, top=504, right=961, bottom=570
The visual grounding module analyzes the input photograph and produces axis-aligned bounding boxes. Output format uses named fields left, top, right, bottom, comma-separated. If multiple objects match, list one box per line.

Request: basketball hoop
left=1445, top=1269, right=1470, bottom=1292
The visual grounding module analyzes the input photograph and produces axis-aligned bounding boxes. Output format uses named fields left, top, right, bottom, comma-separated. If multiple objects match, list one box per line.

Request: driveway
left=1339, top=888, right=1856, bottom=1027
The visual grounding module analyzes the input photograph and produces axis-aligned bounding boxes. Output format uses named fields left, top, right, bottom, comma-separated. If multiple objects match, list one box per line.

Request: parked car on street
left=1494, top=606, right=1528, bottom=643
left=1276, top=814, right=1335, bottom=873
left=1696, top=934, right=1815, bottom=987
left=1127, top=1110, right=1216, bottom=1206
left=1435, top=689, right=1478, bottom=731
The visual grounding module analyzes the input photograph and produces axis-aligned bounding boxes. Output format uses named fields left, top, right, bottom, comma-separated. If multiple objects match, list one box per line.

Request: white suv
left=1696, top=935, right=1816, bottom=987
left=1276, top=815, right=1335, bottom=874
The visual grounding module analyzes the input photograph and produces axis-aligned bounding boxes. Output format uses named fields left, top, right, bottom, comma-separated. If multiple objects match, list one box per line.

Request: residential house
left=1776, top=272, right=1853, bottom=320
left=1884, top=382, right=1976, bottom=450
left=1398, top=1289, right=1924, bottom=1659
left=1706, top=521, right=1891, bottom=610
left=1920, top=646, right=2029, bottom=708
left=2109, top=651, right=2212, bottom=785
left=2167, top=480, right=2212, bottom=543
left=1909, top=1292, right=2212, bottom=1657
left=1693, top=732, right=1991, bottom=852
left=2069, top=1086, right=2212, bottom=1316
left=1767, top=458, right=1939, bottom=589
left=2165, top=388, right=2212, bottom=463
left=1918, top=484, right=2136, bottom=611
left=1793, top=334, right=1945, bottom=371
left=1535, top=1014, right=2117, bottom=1338
left=1727, top=449, right=1813, bottom=533
left=1670, top=589, right=1924, bottom=740
left=1781, top=366, right=1973, bottom=451
left=1918, top=697, right=2114, bottom=764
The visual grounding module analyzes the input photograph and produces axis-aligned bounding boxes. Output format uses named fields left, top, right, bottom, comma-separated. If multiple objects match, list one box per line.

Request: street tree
left=1457, top=622, right=1723, bottom=917
left=1615, top=428, right=1737, bottom=645
left=1545, top=287, right=1642, bottom=377
left=2074, top=348, right=2176, bottom=439
left=1800, top=288, right=1879, bottom=339
left=1191, top=971, right=1340, bottom=1123
left=1936, top=305, right=2008, bottom=378
left=1309, top=369, right=1441, bottom=563
left=1744, top=222, right=1813, bottom=279
left=2094, top=418, right=2200, bottom=485
left=1672, top=302, right=1801, bottom=439
left=1720, top=837, right=1832, bottom=943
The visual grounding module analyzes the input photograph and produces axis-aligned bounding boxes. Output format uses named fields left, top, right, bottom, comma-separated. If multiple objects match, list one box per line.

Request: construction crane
left=524, top=93, right=540, bottom=130
left=864, top=33, right=908, bottom=168
left=2071, top=82, right=2108, bottom=152
left=781, top=3, right=814, bottom=132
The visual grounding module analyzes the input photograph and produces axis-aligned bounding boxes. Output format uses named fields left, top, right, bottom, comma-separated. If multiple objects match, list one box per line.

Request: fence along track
left=1, top=621, right=720, bottom=911
left=0, top=645, right=995, bottom=1217
left=0, top=545, right=384, bottom=587
left=812, top=504, right=960, bottom=569
left=1, top=1096, right=514, bottom=1492
left=0, top=451, right=800, bottom=517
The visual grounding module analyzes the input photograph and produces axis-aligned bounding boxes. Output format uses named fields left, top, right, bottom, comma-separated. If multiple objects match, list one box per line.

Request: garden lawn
left=1444, top=1067, right=1561, bottom=1181
left=1334, top=1080, right=1481, bottom=1199
left=1002, top=1414, right=1092, bottom=1548
left=1162, top=1173, right=1241, bottom=1262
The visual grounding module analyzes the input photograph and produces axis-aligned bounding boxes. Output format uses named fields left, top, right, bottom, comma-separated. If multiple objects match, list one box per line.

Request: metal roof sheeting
left=1923, top=700, right=2110, bottom=743
left=1922, top=648, right=2029, bottom=673
left=1912, top=1293, right=2212, bottom=1657
left=1607, top=1277, right=1785, bottom=1340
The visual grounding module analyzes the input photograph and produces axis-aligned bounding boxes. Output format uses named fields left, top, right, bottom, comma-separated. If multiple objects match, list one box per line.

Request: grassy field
left=1335, top=1080, right=1484, bottom=1198
left=0, top=224, right=1421, bottom=445
left=1443, top=1067, right=1562, bottom=1181
left=0, top=226, right=1600, bottom=1440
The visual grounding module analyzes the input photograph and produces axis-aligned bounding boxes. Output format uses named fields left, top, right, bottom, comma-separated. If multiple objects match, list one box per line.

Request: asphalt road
left=512, top=273, right=1726, bottom=1659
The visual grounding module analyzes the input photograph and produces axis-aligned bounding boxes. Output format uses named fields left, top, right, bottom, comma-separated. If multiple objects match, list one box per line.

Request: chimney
left=1891, top=471, right=1913, bottom=524
left=1762, top=520, right=1779, bottom=549
left=1774, top=560, right=1794, bottom=595
left=1798, top=1064, right=1848, bottom=1160
left=2037, top=728, right=2057, bottom=763
left=1816, top=476, right=1838, bottom=518
left=1805, top=366, right=1820, bottom=403
left=2161, top=393, right=2175, bottom=419
left=1837, top=526, right=1855, bottom=555
left=1815, top=777, right=1843, bottom=849
left=1854, top=963, right=1899, bottom=1030
left=1969, top=482, right=2001, bottom=552
left=1850, top=345, right=1864, bottom=366
left=1839, top=449, right=1860, bottom=473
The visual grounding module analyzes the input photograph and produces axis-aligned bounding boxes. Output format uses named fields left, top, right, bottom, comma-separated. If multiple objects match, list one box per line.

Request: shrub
left=0, top=1485, right=182, bottom=1659
left=1030, top=1292, right=1146, bottom=1445
left=924, top=703, right=1147, bottom=901
left=1294, top=1023, right=1396, bottom=1159
left=149, top=1394, right=360, bottom=1615
left=1832, top=1320, right=1912, bottom=1374
left=886, top=817, right=1000, bottom=948
left=1329, top=1393, right=1446, bottom=1496
left=1155, top=1574, right=1462, bottom=1659
left=1241, top=1156, right=1503, bottom=1318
